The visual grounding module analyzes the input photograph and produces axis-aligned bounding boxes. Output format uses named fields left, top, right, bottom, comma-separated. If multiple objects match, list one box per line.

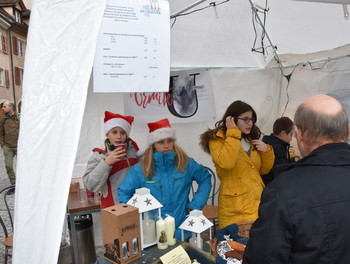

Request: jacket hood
left=262, top=134, right=289, bottom=148
left=199, top=128, right=217, bottom=154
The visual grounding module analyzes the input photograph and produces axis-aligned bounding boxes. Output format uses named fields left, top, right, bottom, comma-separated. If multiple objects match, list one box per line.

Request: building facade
left=0, top=0, right=29, bottom=108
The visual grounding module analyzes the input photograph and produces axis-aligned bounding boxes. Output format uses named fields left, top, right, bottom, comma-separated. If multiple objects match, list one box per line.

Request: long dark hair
left=215, top=100, right=261, bottom=139
left=200, top=100, right=261, bottom=153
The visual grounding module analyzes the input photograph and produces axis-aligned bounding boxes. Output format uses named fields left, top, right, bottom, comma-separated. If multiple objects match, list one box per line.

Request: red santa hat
left=104, top=111, right=134, bottom=136
left=147, top=118, right=176, bottom=145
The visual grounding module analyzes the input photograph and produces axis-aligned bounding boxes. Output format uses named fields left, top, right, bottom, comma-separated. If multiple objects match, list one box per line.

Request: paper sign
left=93, top=0, right=170, bottom=93
left=160, top=245, right=191, bottom=264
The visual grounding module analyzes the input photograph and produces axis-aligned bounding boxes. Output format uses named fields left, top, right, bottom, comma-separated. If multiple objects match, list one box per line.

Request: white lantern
left=126, top=187, right=163, bottom=249
left=179, top=209, right=213, bottom=250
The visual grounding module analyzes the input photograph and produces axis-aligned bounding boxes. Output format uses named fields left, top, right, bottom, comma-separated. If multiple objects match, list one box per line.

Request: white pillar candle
left=164, top=214, right=176, bottom=246
left=156, top=217, right=168, bottom=250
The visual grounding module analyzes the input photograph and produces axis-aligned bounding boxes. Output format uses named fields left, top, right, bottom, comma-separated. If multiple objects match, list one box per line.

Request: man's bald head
left=1, top=100, right=15, bottom=115
left=294, top=94, right=349, bottom=155
left=304, top=94, right=343, bottom=115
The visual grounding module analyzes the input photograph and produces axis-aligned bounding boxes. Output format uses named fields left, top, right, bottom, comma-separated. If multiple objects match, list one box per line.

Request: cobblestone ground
left=0, top=147, right=14, bottom=264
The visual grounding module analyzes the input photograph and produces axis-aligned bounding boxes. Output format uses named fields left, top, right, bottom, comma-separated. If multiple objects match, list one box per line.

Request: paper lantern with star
left=126, top=187, right=163, bottom=249
left=179, top=209, right=213, bottom=249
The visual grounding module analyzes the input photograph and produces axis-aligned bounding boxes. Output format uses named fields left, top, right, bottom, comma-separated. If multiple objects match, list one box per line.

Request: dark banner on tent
left=124, top=68, right=216, bottom=124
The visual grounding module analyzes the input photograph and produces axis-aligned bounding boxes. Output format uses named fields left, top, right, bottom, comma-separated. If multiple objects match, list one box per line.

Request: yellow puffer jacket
left=209, top=127, right=274, bottom=229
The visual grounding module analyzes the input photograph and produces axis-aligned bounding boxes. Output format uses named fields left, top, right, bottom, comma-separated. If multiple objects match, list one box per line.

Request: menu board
left=93, top=0, right=170, bottom=93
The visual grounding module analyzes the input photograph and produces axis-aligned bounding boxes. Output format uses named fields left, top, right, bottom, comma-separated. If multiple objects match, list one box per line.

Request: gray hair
left=294, top=102, right=349, bottom=145
left=9, top=102, right=16, bottom=111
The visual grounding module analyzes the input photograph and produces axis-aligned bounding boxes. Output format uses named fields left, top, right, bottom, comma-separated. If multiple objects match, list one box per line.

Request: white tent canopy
left=13, top=0, right=350, bottom=263
left=169, top=0, right=350, bottom=67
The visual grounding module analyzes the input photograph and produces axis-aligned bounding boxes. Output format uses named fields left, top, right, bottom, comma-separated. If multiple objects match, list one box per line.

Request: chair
left=202, top=167, right=219, bottom=235
left=192, top=166, right=219, bottom=235
left=0, top=185, right=15, bottom=264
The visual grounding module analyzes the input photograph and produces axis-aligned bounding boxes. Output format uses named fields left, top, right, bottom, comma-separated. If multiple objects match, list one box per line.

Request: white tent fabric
left=13, top=0, right=350, bottom=263
left=13, top=0, right=106, bottom=263
left=75, top=57, right=350, bottom=179
left=170, top=0, right=350, bottom=67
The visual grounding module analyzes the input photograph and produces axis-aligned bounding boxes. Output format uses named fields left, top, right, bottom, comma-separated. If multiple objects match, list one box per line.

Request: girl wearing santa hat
left=118, top=118, right=212, bottom=239
left=83, top=111, right=140, bottom=209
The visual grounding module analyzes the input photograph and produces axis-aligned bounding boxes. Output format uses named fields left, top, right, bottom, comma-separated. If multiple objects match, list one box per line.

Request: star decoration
left=188, top=219, right=195, bottom=227
left=132, top=198, right=138, bottom=206
left=144, top=198, right=152, bottom=206
left=200, top=218, right=206, bottom=226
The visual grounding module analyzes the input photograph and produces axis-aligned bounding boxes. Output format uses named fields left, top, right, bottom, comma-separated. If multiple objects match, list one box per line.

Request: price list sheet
left=93, top=0, right=170, bottom=93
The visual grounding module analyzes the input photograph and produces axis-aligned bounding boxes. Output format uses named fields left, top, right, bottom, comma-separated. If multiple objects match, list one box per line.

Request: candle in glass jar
left=164, top=214, right=176, bottom=246
left=189, top=233, right=203, bottom=249
left=142, top=212, right=156, bottom=244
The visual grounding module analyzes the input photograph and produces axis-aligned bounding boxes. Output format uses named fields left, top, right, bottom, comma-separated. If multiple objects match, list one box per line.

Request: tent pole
left=170, top=0, right=208, bottom=19
left=248, top=0, right=282, bottom=67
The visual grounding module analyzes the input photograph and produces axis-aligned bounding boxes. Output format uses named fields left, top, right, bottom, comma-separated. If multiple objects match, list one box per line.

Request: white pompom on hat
left=147, top=118, right=176, bottom=145
left=104, top=111, right=134, bottom=136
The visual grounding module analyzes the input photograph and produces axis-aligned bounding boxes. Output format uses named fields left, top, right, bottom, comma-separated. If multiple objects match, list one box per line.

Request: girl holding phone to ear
left=200, top=100, right=274, bottom=229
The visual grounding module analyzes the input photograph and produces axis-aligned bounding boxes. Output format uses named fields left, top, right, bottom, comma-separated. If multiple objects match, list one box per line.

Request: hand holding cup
left=105, top=143, right=127, bottom=165
left=116, top=143, right=127, bottom=157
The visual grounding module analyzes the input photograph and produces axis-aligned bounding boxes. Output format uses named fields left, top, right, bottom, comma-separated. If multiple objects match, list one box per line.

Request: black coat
left=243, top=143, right=350, bottom=264
left=261, top=134, right=294, bottom=185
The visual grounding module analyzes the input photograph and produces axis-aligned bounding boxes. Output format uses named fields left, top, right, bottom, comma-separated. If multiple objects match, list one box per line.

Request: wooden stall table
left=101, top=241, right=215, bottom=264
left=67, top=191, right=100, bottom=264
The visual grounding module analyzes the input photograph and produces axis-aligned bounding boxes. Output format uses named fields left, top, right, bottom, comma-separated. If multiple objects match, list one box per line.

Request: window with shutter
left=5, top=70, right=10, bottom=87
left=0, top=68, right=4, bottom=86
left=15, top=67, right=20, bottom=85
left=18, top=39, right=25, bottom=57
left=1, top=35, right=4, bottom=52
left=12, top=36, right=18, bottom=55
left=14, top=9, right=22, bottom=24
left=19, top=68, right=24, bottom=85
left=3, top=35, right=8, bottom=54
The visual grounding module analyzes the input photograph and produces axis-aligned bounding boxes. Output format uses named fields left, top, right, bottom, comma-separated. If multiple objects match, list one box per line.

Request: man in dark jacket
left=262, top=117, right=295, bottom=184
left=244, top=94, right=350, bottom=264
left=0, top=100, right=19, bottom=185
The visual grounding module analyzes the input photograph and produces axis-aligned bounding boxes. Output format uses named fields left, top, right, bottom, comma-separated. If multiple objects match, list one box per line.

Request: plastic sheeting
left=13, top=0, right=106, bottom=263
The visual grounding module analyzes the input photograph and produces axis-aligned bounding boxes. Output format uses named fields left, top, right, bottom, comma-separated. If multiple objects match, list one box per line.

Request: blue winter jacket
left=118, top=151, right=212, bottom=239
